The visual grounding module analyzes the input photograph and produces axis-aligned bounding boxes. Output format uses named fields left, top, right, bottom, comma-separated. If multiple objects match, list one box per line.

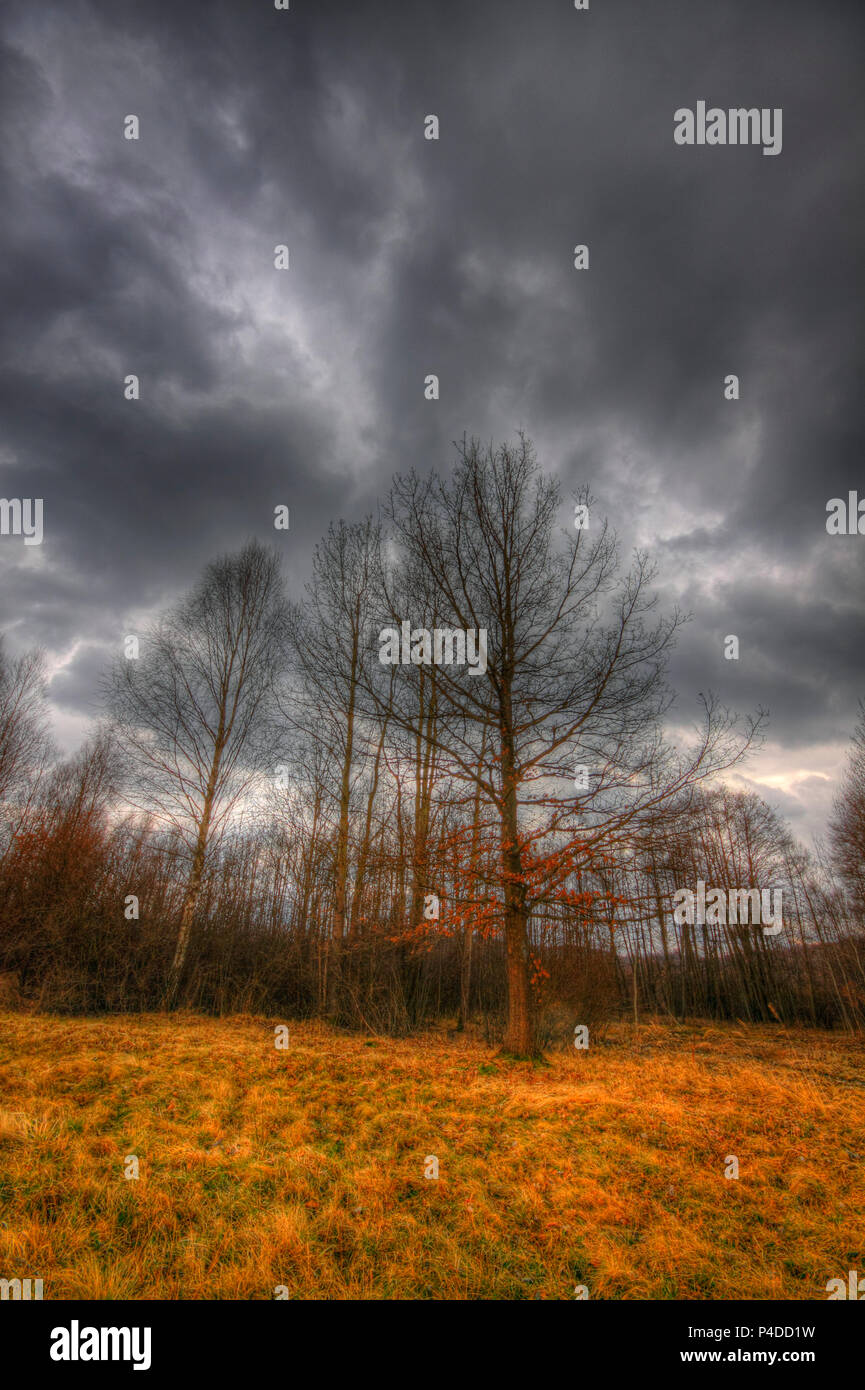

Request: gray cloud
left=0, top=0, right=862, bottom=843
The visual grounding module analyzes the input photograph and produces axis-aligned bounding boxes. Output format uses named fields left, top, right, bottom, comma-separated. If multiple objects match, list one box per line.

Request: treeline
left=0, top=437, right=863, bottom=1050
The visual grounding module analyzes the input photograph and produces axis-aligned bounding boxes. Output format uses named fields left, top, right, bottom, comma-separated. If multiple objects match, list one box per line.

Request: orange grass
left=0, top=1012, right=862, bottom=1299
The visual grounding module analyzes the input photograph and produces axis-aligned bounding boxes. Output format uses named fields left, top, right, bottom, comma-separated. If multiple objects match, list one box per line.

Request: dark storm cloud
left=0, top=0, right=862, bottom=839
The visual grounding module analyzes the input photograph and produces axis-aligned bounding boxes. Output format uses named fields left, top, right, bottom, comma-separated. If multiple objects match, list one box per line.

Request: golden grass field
left=0, top=1011, right=862, bottom=1300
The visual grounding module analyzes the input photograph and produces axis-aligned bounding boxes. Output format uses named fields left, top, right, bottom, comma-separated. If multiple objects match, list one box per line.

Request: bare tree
left=829, top=701, right=865, bottom=918
left=0, top=639, right=51, bottom=800
left=281, top=518, right=383, bottom=1014
left=383, top=435, right=762, bottom=1056
left=106, top=540, right=289, bottom=1000
left=0, top=639, right=52, bottom=863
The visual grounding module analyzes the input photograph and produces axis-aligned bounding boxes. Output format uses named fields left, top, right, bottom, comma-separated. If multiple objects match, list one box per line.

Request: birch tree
left=107, top=540, right=289, bottom=1001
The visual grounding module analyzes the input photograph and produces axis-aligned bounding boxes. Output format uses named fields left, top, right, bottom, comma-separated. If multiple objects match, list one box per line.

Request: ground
left=0, top=1012, right=862, bottom=1299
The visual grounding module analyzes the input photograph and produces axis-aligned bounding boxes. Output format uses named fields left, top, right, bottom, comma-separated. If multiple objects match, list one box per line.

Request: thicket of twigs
left=0, top=651, right=862, bottom=1039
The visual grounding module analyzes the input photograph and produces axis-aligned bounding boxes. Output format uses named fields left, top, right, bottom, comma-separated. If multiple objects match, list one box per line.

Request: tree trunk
left=457, top=725, right=486, bottom=1031
left=165, top=741, right=221, bottom=1005
left=499, top=715, right=536, bottom=1056
left=502, top=911, right=534, bottom=1055
left=328, top=622, right=359, bottom=1017
left=409, top=672, right=436, bottom=930
left=351, top=707, right=388, bottom=937
left=457, top=923, right=473, bottom=1031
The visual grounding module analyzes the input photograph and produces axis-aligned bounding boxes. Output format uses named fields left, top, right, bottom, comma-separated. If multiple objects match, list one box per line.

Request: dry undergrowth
left=0, top=1012, right=862, bottom=1299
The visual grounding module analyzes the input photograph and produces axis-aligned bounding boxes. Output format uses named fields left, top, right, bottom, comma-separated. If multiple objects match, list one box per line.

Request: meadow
left=0, top=1013, right=862, bottom=1301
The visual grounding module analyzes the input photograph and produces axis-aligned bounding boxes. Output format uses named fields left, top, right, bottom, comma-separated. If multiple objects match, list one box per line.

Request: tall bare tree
left=0, top=639, right=51, bottom=800
left=0, top=639, right=52, bottom=863
left=384, top=435, right=761, bottom=1055
left=281, top=518, right=383, bottom=1014
left=829, top=701, right=865, bottom=918
left=106, top=540, right=289, bottom=1000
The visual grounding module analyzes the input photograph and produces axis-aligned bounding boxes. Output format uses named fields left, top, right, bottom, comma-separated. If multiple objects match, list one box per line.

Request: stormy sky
left=0, top=0, right=862, bottom=844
